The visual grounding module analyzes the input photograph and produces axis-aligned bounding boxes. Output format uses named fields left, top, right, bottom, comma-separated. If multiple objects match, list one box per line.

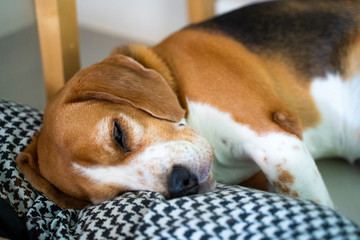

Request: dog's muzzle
left=168, top=165, right=199, bottom=198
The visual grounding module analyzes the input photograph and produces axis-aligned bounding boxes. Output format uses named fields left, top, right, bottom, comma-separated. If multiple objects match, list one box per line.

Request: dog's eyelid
left=112, top=120, right=129, bottom=152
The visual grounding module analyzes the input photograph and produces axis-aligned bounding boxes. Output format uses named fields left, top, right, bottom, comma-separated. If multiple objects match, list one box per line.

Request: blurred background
left=0, top=0, right=262, bottom=110
left=0, top=0, right=359, bottom=225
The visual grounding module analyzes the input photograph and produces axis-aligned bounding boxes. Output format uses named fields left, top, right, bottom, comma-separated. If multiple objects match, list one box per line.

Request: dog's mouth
left=167, top=165, right=216, bottom=199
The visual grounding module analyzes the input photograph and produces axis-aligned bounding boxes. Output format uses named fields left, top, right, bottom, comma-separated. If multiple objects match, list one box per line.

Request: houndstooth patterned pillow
left=1, top=98, right=360, bottom=240
left=135, top=185, right=360, bottom=239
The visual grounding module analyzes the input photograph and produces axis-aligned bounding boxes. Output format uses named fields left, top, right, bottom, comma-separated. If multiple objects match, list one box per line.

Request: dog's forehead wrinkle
left=117, top=112, right=144, bottom=144
left=94, top=116, right=115, bottom=155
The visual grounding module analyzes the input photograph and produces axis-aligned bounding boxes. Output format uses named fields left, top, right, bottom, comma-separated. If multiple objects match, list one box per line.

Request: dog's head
left=17, top=54, right=215, bottom=209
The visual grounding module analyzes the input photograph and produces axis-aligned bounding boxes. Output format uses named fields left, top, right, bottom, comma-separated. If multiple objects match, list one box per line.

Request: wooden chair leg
left=187, top=0, right=215, bottom=24
left=35, top=0, right=80, bottom=101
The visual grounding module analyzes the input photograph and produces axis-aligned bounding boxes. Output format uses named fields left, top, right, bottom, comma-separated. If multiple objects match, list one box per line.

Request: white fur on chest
left=186, top=101, right=260, bottom=184
left=304, top=73, right=360, bottom=163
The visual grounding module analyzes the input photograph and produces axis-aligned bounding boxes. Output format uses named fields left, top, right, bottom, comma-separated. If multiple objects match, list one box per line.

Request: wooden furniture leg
left=35, top=0, right=80, bottom=101
left=187, top=0, right=215, bottom=24
left=35, top=0, right=214, bottom=100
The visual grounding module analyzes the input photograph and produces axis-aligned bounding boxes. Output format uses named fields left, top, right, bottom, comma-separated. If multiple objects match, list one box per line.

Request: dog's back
left=192, top=0, right=360, bottom=79
left=187, top=0, right=360, bottom=162
left=152, top=0, right=360, bottom=207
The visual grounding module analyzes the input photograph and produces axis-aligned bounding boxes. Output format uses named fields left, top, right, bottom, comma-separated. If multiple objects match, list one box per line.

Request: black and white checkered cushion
left=1, top=98, right=360, bottom=239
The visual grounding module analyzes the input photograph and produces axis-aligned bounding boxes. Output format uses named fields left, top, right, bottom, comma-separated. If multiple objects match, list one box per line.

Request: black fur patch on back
left=190, top=0, right=359, bottom=78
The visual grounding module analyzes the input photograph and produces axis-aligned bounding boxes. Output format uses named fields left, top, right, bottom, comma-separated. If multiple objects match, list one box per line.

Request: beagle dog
left=17, top=0, right=360, bottom=209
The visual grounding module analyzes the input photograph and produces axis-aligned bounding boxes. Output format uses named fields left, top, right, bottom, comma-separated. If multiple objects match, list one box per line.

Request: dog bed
left=1, top=98, right=360, bottom=239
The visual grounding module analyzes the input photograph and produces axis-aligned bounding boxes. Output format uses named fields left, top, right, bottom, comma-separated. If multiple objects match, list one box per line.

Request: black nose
left=168, top=165, right=199, bottom=198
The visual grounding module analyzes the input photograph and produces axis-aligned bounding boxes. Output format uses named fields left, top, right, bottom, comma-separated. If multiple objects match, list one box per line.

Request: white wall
left=77, top=0, right=188, bottom=45
left=0, top=0, right=36, bottom=38
left=0, top=0, right=268, bottom=42
left=76, top=0, right=267, bottom=45
left=0, top=0, right=266, bottom=42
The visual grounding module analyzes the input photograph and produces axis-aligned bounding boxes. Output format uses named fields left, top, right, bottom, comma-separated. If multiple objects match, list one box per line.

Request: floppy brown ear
left=67, top=54, right=185, bottom=122
left=16, top=134, right=91, bottom=209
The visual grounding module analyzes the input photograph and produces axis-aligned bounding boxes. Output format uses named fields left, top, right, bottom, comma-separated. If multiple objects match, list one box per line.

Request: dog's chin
left=199, top=177, right=217, bottom=194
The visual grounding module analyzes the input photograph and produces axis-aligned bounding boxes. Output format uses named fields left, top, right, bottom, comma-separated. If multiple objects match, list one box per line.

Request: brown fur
left=16, top=0, right=360, bottom=208
left=344, top=35, right=360, bottom=80
left=153, top=30, right=308, bottom=134
left=240, top=171, right=269, bottom=192
left=16, top=55, right=189, bottom=209
left=17, top=135, right=92, bottom=209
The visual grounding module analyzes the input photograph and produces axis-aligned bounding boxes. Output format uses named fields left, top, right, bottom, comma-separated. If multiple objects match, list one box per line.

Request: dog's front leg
left=244, top=132, right=334, bottom=208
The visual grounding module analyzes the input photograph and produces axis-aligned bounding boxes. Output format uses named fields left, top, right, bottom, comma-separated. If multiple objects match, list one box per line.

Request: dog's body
left=17, top=0, right=360, bottom=209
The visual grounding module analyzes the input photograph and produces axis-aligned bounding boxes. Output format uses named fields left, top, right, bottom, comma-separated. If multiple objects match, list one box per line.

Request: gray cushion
left=1, top=98, right=359, bottom=239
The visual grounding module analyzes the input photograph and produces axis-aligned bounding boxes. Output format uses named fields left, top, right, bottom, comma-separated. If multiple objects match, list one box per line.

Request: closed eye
left=113, top=121, right=128, bottom=152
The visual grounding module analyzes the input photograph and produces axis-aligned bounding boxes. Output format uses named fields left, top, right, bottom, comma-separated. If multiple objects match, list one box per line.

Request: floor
left=1, top=25, right=359, bottom=225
